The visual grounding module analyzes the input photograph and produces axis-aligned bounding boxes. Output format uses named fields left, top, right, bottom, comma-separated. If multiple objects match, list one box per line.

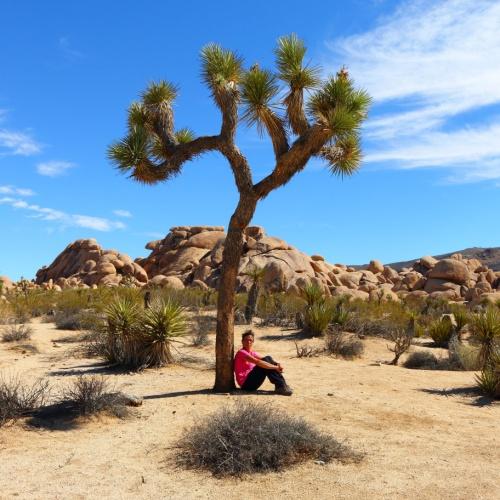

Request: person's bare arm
left=245, top=353, right=283, bottom=371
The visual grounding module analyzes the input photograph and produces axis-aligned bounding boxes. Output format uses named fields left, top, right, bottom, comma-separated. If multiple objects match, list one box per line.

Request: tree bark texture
left=214, top=194, right=257, bottom=392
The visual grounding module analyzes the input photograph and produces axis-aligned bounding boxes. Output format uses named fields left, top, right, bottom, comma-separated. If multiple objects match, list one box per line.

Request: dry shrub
left=177, top=401, right=362, bottom=476
left=0, top=374, right=50, bottom=426
left=54, top=310, right=84, bottom=330
left=1, top=322, right=33, bottom=342
left=62, top=375, right=130, bottom=418
left=294, top=341, right=322, bottom=358
left=403, top=351, right=440, bottom=370
left=324, top=328, right=364, bottom=359
left=191, top=314, right=215, bottom=346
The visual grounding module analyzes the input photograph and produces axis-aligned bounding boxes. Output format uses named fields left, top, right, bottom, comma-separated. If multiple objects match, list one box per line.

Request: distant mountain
left=356, top=247, right=500, bottom=272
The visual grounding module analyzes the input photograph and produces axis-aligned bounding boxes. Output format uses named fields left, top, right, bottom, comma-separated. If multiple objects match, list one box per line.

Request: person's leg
left=241, top=366, right=267, bottom=391
left=260, top=355, right=287, bottom=387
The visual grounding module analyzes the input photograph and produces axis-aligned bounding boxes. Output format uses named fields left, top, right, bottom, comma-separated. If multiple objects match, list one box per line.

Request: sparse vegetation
left=0, top=374, right=50, bottom=426
left=294, top=341, right=321, bottom=358
left=403, top=351, right=440, bottom=370
left=191, top=314, right=215, bottom=346
left=177, top=401, right=362, bottom=476
left=428, top=318, right=454, bottom=347
left=475, top=351, right=499, bottom=399
left=1, top=321, right=33, bottom=342
left=387, top=318, right=415, bottom=365
left=470, top=308, right=500, bottom=369
left=62, top=375, right=131, bottom=418
left=324, top=328, right=364, bottom=359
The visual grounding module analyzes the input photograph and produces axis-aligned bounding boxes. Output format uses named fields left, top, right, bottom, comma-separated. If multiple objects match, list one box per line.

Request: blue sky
left=1, top=0, right=499, bottom=280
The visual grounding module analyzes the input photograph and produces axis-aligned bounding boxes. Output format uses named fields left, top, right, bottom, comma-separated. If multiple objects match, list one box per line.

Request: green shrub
left=304, top=302, right=334, bottom=336
left=470, top=308, right=500, bottom=369
left=475, top=351, right=499, bottom=398
left=429, top=319, right=454, bottom=347
left=177, top=401, right=362, bottom=476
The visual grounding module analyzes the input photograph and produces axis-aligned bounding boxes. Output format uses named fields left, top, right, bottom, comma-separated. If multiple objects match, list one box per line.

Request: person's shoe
left=275, top=384, right=293, bottom=396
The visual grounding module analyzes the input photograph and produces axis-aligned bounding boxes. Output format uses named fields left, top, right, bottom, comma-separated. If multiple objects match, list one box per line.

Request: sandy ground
left=0, top=319, right=499, bottom=500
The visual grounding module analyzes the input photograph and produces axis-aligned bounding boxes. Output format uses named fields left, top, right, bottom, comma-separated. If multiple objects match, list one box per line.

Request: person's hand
left=276, top=363, right=284, bottom=373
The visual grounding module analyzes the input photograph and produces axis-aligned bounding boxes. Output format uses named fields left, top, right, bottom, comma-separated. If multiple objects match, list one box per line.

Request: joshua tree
left=243, top=266, right=265, bottom=324
left=109, top=35, right=371, bottom=391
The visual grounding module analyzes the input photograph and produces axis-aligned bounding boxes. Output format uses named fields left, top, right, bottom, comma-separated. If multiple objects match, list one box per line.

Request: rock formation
left=35, top=239, right=148, bottom=289
left=32, top=228, right=500, bottom=305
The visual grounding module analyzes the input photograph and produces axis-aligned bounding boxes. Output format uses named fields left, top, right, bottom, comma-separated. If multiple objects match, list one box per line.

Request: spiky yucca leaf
left=127, top=102, right=149, bottom=129
left=175, top=128, right=195, bottom=144
left=141, top=299, right=187, bottom=366
left=240, top=67, right=282, bottom=136
left=108, top=125, right=150, bottom=171
left=471, top=308, right=500, bottom=369
left=141, top=80, right=178, bottom=107
left=275, top=34, right=320, bottom=90
left=201, top=44, right=243, bottom=92
left=300, top=283, right=326, bottom=307
left=308, top=71, right=371, bottom=134
left=320, top=134, right=362, bottom=177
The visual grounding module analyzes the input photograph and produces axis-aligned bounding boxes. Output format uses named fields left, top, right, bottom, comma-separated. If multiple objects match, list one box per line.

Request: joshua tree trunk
left=214, top=195, right=257, bottom=392
left=245, top=282, right=261, bottom=324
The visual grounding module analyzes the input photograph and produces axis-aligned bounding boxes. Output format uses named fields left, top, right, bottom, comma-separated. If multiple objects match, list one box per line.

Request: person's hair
left=242, top=330, right=255, bottom=342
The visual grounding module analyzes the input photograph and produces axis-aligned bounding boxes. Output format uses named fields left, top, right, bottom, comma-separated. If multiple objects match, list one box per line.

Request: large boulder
left=427, top=259, right=470, bottom=284
left=36, top=239, right=147, bottom=288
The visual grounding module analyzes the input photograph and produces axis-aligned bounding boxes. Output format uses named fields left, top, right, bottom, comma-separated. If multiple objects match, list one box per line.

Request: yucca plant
left=300, top=283, right=325, bottom=308
left=450, top=306, right=470, bottom=338
left=243, top=266, right=265, bottom=324
left=475, top=350, right=500, bottom=398
left=140, top=299, right=187, bottom=367
left=428, top=318, right=454, bottom=347
left=304, top=302, right=335, bottom=337
left=470, top=308, right=500, bottom=369
left=104, top=297, right=142, bottom=365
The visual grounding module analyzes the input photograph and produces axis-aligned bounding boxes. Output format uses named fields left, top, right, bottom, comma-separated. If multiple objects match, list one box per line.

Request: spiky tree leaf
left=320, top=134, right=362, bottom=177
left=108, top=125, right=150, bottom=172
left=240, top=67, right=281, bottom=132
left=201, top=44, right=243, bottom=95
left=141, top=80, right=178, bottom=107
left=127, top=102, right=150, bottom=129
left=308, top=70, right=371, bottom=136
left=175, top=128, right=195, bottom=144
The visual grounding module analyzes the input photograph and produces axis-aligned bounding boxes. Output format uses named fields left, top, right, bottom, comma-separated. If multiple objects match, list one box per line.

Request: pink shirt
left=234, top=348, right=260, bottom=387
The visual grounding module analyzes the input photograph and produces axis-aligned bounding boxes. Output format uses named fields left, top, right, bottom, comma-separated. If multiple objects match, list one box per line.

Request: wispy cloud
left=0, top=196, right=126, bottom=232
left=328, top=0, right=500, bottom=182
left=59, top=37, right=84, bottom=61
left=0, top=185, right=35, bottom=197
left=113, top=209, right=132, bottom=218
left=36, top=160, right=75, bottom=177
left=0, top=129, right=41, bottom=156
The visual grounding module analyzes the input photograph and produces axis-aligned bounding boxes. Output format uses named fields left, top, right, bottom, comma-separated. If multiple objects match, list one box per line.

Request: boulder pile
left=31, top=227, right=500, bottom=305
left=35, top=239, right=148, bottom=289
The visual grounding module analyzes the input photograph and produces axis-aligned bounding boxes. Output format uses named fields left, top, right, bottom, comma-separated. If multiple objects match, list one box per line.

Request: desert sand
left=0, top=319, right=499, bottom=500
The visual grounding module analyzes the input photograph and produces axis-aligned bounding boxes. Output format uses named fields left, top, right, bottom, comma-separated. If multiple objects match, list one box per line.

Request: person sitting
left=234, top=330, right=293, bottom=396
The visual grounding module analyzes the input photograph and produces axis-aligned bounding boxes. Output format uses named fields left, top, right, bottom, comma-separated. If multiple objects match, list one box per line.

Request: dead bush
left=191, top=314, right=215, bottom=347
left=177, top=401, right=362, bottom=476
left=0, top=374, right=50, bottom=426
left=324, top=328, right=364, bottom=359
left=1, top=322, right=33, bottom=342
left=62, top=375, right=130, bottom=418
left=294, top=342, right=322, bottom=358
left=403, top=351, right=440, bottom=369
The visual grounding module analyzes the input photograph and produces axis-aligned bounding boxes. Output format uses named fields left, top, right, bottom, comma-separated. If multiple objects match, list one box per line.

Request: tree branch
left=253, top=124, right=330, bottom=199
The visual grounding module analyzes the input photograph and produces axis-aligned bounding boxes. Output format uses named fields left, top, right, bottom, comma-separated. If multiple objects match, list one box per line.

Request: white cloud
left=113, top=209, right=132, bottom=218
left=327, top=0, right=500, bottom=181
left=0, top=185, right=35, bottom=197
left=36, top=160, right=75, bottom=177
left=0, top=129, right=41, bottom=156
left=0, top=197, right=126, bottom=232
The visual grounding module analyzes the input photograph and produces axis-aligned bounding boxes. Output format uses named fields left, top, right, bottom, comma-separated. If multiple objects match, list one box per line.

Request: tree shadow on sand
left=144, top=388, right=278, bottom=400
left=26, top=401, right=83, bottom=431
left=419, top=386, right=497, bottom=407
left=259, top=330, right=309, bottom=341
left=49, top=361, right=131, bottom=377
